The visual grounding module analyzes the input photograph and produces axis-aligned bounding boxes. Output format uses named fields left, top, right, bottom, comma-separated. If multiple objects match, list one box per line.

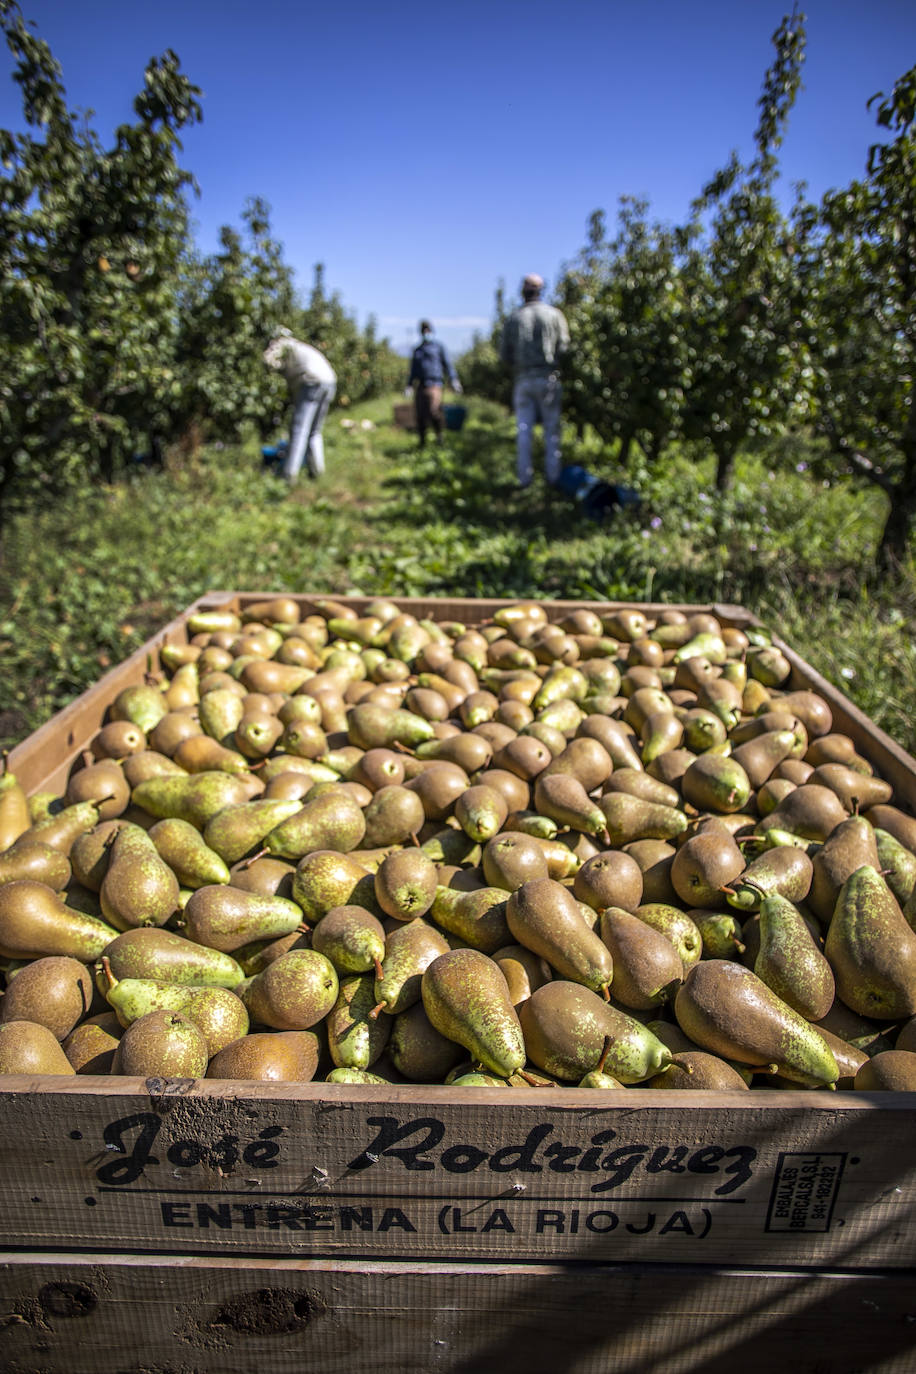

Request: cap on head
left=419, top=319, right=433, bottom=334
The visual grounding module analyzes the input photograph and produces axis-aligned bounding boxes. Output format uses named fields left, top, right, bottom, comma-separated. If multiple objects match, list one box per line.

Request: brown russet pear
left=533, top=772, right=608, bottom=839
left=674, top=960, right=839, bottom=1086
left=519, top=980, right=680, bottom=1083
left=824, top=864, right=916, bottom=1020
left=65, top=756, right=131, bottom=819
left=111, top=1008, right=209, bottom=1078
left=388, top=1001, right=466, bottom=1081
left=599, top=792, right=687, bottom=847
left=624, top=839, right=679, bottom=905
left=809, top=763, right=893, bottom=813
left=757, top=783, right=848, bottom=843
left=207, top=1030, right=322, bottom=1082
left=730, top=729, right=799, bottom=789
left=481, top=831, right=550, bottom=892
left=0, top=879, right=119, bottom=961
left=599, top=906, right=684, bottom=1009
left=854, top=1050, right=916, bottom=1091
left=646, top=1050, right=750, bottom=1090
left=421, top=947, right=525, bottom=1077
left=506, top=876, right=613, bottom=995
left=573, top=850, right=644, bottom=914
left=0, top=838, right=71, bottom=891
left=63, top=1013, right=122, bottom=1074
left=361, top=784, right=426, bottom=848
left=769, top=690, right=832, bottom=739
left=602, top=768, right=680, bottom=809
left=862, top=804, right=916, bottom=856
left=0, top=1019, right=76, bottom=1075
left=148, top=710, right=205, bottom=758
left=807, top=814, right=880, bottom=924
left=491, top=943, right=552, bottom=1007
left=229, top=854, right=296, bottom=898
left=0, top=955, right=94, bottom=1039
left=122, top=751, right=187, bottom=787
left=540, top=736, right=613, bottom=791
left=172, top=735, right=250, bottom=776
left=671, top=831, right=745, bottom=910
left=99, top=823, right=181, bottom=931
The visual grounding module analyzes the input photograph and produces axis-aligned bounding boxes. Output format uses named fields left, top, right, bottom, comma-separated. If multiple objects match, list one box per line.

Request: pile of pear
left=3, top=593, right=916, bottom=1094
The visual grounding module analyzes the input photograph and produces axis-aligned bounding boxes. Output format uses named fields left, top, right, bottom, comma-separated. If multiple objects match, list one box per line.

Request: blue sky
left=2, top=1, right=914, bottom=356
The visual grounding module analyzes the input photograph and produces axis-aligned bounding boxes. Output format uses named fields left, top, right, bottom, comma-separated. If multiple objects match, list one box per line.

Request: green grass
left=2, top=392, right=914, bottom=756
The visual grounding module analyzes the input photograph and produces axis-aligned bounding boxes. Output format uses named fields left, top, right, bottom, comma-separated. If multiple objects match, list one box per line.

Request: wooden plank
left=3, top=1251, right=916, bottom=1373
left=2, top=1079, right=916, bottom=1268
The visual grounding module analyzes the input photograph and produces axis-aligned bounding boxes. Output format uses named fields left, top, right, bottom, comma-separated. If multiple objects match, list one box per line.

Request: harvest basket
left=3, top=593, right=916, bottom=1373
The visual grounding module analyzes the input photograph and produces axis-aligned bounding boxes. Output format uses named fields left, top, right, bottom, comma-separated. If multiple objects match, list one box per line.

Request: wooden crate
left=4, top=593, right=916, bottom=1371
left=392, top=401, right=416, bottom=430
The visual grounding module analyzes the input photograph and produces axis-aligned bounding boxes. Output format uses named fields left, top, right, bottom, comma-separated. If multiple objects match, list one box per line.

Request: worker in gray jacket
left=263, top=328, right=337, bottom=482
left=500, top=274, right=570, bottom=488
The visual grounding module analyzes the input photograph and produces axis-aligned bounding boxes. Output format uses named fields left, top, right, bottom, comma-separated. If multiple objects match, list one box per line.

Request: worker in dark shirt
left=407, top=320, right=462, bottom=448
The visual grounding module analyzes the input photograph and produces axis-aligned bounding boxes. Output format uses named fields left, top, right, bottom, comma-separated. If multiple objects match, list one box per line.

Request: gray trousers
left=284, top=379, right=336, bottom=479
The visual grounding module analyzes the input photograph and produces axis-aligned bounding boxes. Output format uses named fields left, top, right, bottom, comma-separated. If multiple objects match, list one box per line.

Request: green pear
left=311, top=905, right=386, bottom=975
left=373, top=918, right=451, bottom=1017
left=101, top=959, right=248, bottom=1056
left=131, top=771, right=251, bottom=828
left=148, top=817, right=231, bottom=888
left=825, top=864, right=916, bottom=1020
left=202, top=799, right=303, bottom=865
left=99, top=824, right=181, bottom=930
left=518, top=980, right=680, bottom=1083
left=261, top=790, right=366, bottom=861
left=755, top=893, right=835, bottom=1021
left=239, top=949, right=339, bottom=1030
left=181, top=884, right=305, bottom=953
left=327, top=972, right=392, bottom=1070
left=99, top=927, right=244, bottom=988
left=421, top=948, right=525, bottom=1077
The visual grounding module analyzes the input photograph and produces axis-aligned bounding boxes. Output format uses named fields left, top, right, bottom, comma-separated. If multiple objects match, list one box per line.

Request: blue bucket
left=444, top=404, right=467, bottom=432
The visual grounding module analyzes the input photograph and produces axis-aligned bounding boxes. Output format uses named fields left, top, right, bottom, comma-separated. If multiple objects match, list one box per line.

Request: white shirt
left=263, top=336, right=336, bottom=388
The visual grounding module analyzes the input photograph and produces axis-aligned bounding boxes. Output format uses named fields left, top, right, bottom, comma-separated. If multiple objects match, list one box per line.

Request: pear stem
left=100, top=955, right=117, bottom=990
left=596, top=1035, right=613, bottom=1076
left=373, top=956, right=385, bottom=981
left=368, top=1000, right=386, bottom=1022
